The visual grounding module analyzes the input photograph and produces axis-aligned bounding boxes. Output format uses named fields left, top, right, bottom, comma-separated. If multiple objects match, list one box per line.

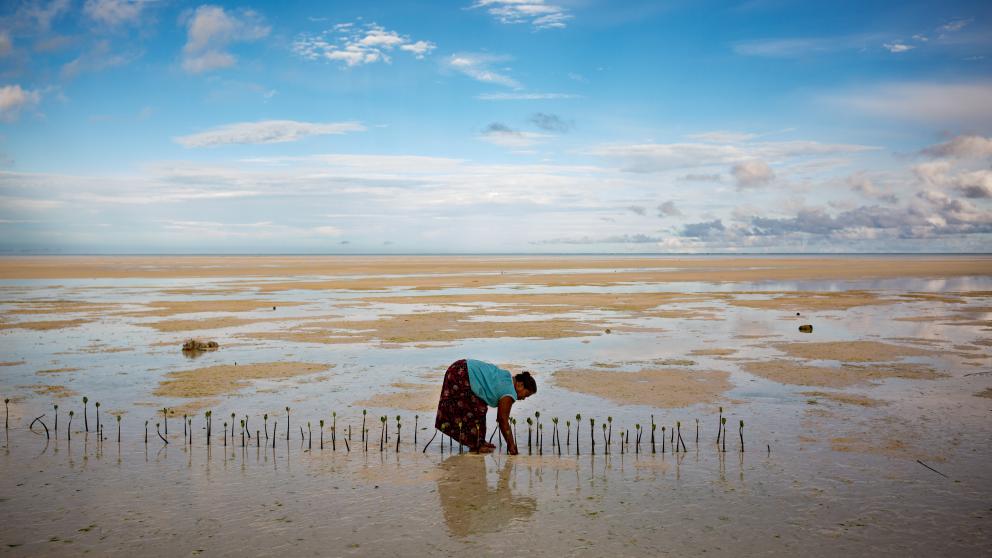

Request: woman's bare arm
left=497, top=396, right=517, bottom=455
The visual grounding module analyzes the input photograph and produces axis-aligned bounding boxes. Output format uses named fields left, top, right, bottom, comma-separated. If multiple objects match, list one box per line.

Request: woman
left=434, top=359, right=536, bottom=454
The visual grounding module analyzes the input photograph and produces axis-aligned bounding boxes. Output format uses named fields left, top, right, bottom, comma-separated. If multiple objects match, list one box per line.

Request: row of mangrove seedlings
left=7, top=397, right=751, bottom=456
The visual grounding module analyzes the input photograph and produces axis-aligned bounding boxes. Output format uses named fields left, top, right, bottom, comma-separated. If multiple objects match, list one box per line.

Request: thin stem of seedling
left=53, top=403, right=59, bottom=434
left=308, top=421, right=312, bottom=450
left=423, top=429, right=439, bottom=453
left=117, top=415, right=121, bottom=443
left=67, top=411, right=74, bottom=441
left=695, top=418, right=699, bottom=445
left=4, top=398, right=8, bottom=430
left=272, top=421, right=276, bottom=449
left=527, top=417, right=533, bottom=454
left=264, top=414, right=268, bottom=440
left=607, top=416, right=613, bottom=452
left=223, top=421, right=227, bottom=447
left=602, top=423, right=607, bottom=454
left=183, top=414, right=187, bottom=438
left=156, top=422, right=168, bottom=445
left=739, top=420, right=744, bottom=453
left=575, top=414, right=581, bottom=455
left=651, top=423, right=657, bottom=454
left=380, top=416, right=386, bottom=452
left=83, top=397, right=89, bottom=432
left=589, top=417, right=595, bottom=455
left=29, top=415, right=50, bottom=439
left=286, top=407, right=290, bottom=441
left=320, top=419, right=324, bottom=450
left=95, top=402, right=101, bottom=433
left=414, top=415, right=418, bottom=446
left=677, top=421, right=687, bottom=452
left=362, top=410, right=367, bottom=442
left=661, top=426, right=666, bottom=453
left=721, top=417, right=727, bottom=452
left=716, top=406, right=723, bottom=445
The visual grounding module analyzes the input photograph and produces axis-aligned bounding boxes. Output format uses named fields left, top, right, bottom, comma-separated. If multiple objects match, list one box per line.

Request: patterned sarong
left=434, top=359, right=488, bottom=449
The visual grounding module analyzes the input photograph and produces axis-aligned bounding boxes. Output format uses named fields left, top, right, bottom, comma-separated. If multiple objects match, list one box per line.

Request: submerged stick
left=916, top=460, right=948, bottom=478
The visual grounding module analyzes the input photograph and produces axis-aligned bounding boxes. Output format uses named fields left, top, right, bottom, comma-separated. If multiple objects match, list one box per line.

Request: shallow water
left=1, top=259, right=991, bottom=556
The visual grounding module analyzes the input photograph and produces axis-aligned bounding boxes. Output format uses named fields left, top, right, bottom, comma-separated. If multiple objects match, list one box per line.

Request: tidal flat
left=1, top=255, right=990, bottom=556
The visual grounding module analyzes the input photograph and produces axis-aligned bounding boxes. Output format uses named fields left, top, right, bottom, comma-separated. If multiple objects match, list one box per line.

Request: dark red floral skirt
left=435, top=359, right=488, bottom=449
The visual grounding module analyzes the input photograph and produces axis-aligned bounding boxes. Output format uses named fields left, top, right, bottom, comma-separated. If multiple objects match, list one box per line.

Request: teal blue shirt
left=466, top=359, right=517, bottom=408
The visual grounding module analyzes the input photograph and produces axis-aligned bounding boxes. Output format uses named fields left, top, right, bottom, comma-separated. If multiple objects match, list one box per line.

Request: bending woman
left=434, top=359, right=536, bottom=454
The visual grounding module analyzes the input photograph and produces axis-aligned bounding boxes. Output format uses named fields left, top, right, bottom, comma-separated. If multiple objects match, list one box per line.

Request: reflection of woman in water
left=437, top=455, right=537, bottom=537
left=434, top=359, right=536, bottom=454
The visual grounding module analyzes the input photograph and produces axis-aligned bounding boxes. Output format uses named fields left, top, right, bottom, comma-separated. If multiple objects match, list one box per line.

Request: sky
left=1, top=0, right=991, bottom=254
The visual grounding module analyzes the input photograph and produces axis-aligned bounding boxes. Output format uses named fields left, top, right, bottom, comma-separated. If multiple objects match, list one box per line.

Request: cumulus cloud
left=680, top=219, right=725, bottom=239
left=476, top=92, right=579, bottom=101
left=847, top=173, right=897, bottom=204
left=923, top=135, right=992, bottom=159
left=627, top=205, right=646, bottom=216
left=83, top=0, right=145, bottom=27
left=478, top=122, right=548, bottom=148
left=446, top=53, right=520, bottom=88
left=292, top=23, right=435, bottom=67
left=658, top=200, right=682, bottom=217
left=470, top=0, right=571, bottom=30
left=826, top=81, right=992, bottom=126
left=732, top=160, right=774, bottom=188
left=530, top=112, right=572, bottom=133
left=534, top=233, right=665, bottom=245
left=0, top=85, right=41, bottom=122
left=181, top=5, right=269, bottom=74
left=175, top=120, right=366, bottom=148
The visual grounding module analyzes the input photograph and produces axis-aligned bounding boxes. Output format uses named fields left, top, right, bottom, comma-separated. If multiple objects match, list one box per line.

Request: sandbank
left=0, top=318, right=93, bottom=331
left=741, top=360, right=941, bottom=387
left=773, top=340, right=934, bottom=362
left=19, top=384, right=78, bottom=398
left=690, top=348, right=737, bottom=356
left=154, top=362, right=332, bottom=399
left=120, top=299, right=302, bottom=317
left=727, top=291, right=897, bottom=311
left=355, top=382, right=441, bottom=412
left=553, top=367, right=731, bottom=408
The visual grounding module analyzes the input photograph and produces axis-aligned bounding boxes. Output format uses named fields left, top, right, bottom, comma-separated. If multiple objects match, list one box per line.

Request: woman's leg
left=435, top=359, right=488, bottom=450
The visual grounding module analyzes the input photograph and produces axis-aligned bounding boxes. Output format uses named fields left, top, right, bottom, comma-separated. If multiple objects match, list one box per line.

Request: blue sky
left=1, top=0, right=991, bottom=253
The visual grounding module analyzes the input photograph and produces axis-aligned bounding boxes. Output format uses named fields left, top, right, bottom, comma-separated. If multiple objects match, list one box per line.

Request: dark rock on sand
left=182, top=339, right=219, bottom=351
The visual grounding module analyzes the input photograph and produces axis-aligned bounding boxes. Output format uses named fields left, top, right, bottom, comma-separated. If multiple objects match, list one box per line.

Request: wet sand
left=1, top=255, right=991, bottom=556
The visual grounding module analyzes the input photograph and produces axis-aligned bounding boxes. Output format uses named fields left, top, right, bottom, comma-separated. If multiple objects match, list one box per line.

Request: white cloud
left=478, top=122, right=549, bottom=148
left=312, top=225, right=343, bottom=236
left=882, top=42, right=913, bottom=53
left=446, top=53, right=520, bottom=88
left=476, top=92, right=579, bottom=100
left=826, top=81, right=992, bottom=126
left=83, top=0, right=145, bottom=27
left=61, top=39, right=140, bottom=79
left=470, top=0, right=571, bottom=30
left=175, top=120, right=366, bottom=148
left=589, top=139, right=876, bottom=172
left=0, top=85, right=41, bottom=122
left=732, top=160, right=774, bottom=188
left=733, top=35, right=878, bottom=58
left=181, top=5, right=270, bottom=74
left=658, top=200, right=682, bottom=217
left=923, top=135, right=992, bottom=159
left=938, top=18, right=972, bottom=33
left=293, top=23, right=435, bottom=67
left=687, top=131, right=758, bottom=143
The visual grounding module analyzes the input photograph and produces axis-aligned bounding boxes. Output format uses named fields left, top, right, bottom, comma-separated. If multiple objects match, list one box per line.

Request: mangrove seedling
left=156, top=422, right=168, bottom=445
left=635, top=424, right=641, bottom=454
left=144, top=419, right=148, bottom=444
left=4, top=397, right=8, bottom=430
left=414, top=415, right=419, bottom=445
left=344, top=435, right=350, bottom=452
left=620, top=431, right=625, bottom=455
left=320, top=419, right=325, bottom=450
left=272, top=421, right=277, bottom=449
left=423, top=428, right=439, bottom=453
left=721, top=417, right=727, bottom=452
left=602, top=423, right=608, bottom=454
left=511, top=417, right=518, bottom=445
left=189, top=418, right=193, bottom=445
left=263, top=414, right=268, bottom=440
left=95, top=402, right=101, bottom=433
left=739, top=420, right=744, bottom=453
left=361, top=409, right=367, bottom=442
left=308, top=421, right=312, bottom=450
left=183, top=414, right=187, bottom=438
left=526, top=417, right=533, bottom=454
left=552, top=417, right=560, bottom=454
left=651, top=424, right=657, bottom=454
left=230, top=412, right=235, bottom=438
left=240, top=419, right=246, bottom=447
left=332, top=412, right=338, bottom=451
left=716, top=406, right=723, bottom=445
left=589, top=417, right=595, bottom=455
left=695, top=418, right=699, bottom=445
left=300, top=425, right=305, bottom=442
left=163, top=408, right=169, bottom=436
left=607, top=416, right=613, bottom=449
left=29, top=414, right=50, bottom=439
left=566, top=420, right=571, bottom=447
left=661, top=426, right=666, bottom=453
left=54, top=403, right=59, bottom=433
left=116, top=415, right=121, bottom=443
left=538, top=423, right=544, bottom=455
left=575, top=414, right=581, bottom=455
left=286, top=407, right=291, bottom=441
left=83, top=396, right=89, bottom=432
left=396, top=420, right=401, bottom=453
left=67, top=410, right=74, bottom=441
left=206, top=410, right=212, bottom=445
left=223, top=421, right=228, bottom=447
left=244, top=415, right=250, bottom=439
left=676, top=421, right=687, bottom=452
left=457, top=420, right=464, bottom=453
left=380, top=415, right=386, bottom=452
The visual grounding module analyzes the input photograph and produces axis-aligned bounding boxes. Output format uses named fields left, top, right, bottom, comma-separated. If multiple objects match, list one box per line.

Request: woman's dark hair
left=515, top=371, right=537, bottom=394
